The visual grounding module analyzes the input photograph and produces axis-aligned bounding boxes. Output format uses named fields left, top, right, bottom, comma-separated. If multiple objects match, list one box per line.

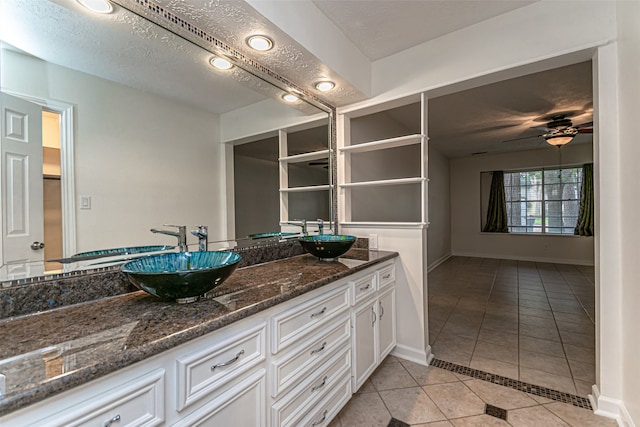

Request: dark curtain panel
left=483, top=171, right=509, bottom=233
left=575, top=163, right=594, bottom=236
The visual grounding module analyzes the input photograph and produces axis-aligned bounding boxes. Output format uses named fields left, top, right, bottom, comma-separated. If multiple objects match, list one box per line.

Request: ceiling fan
left=504, top=111, right=593, bottom=146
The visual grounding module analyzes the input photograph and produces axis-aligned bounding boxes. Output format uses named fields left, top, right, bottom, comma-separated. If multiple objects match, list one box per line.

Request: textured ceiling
left=312, top=0, right=536, bottom=60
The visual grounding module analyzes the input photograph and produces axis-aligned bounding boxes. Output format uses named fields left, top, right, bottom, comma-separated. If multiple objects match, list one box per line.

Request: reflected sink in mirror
left=71, top=245, right=175, bottom=261
left=298, top=235, right=357, bottom=261
left=121, top=251, right=242, bottom=303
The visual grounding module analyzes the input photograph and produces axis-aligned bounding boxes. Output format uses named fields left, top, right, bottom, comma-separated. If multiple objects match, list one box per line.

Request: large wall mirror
left=0, top=0, right=334, bottom=282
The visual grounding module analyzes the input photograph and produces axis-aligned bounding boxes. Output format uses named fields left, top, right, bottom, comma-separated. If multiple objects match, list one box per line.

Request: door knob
left=31, top=241, right=45, bottom=250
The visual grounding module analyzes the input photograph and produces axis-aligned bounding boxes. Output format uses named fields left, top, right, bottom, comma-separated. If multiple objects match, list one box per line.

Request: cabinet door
left=378, top=287, right=396, bottom=361
left=351, top=298, right=377, bottom=391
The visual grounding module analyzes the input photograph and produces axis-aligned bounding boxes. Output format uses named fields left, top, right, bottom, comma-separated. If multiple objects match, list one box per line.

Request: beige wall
left=426, top=145, right=450, bottom=270
left=450, top=143, right=594, bottom=265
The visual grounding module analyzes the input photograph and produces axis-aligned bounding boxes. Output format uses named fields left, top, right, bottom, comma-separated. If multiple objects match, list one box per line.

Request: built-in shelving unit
left=338, top=94, right=429, bottom=227
left=278, top=126, right=333, bottom=228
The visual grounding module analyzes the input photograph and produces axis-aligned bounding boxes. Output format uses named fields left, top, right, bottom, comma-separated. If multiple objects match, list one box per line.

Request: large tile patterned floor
left=427, top=257, right=596, bottom=397
left=330, top=357, right=616, bottom=426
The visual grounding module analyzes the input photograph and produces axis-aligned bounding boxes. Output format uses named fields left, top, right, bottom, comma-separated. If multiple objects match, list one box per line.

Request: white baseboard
left=428, top=253, right=452, bottom=273
left=591, top=385, right=636, bottom=427
left=451, top=250, right=595, bottom=266
left=391, top=343, right=430, bottom=366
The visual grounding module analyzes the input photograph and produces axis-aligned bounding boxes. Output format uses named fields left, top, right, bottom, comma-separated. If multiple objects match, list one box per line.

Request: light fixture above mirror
left=77, top=0, right=113, bottom=14
left=247, top=35, right=273, bottom=52
left=210, top=57, right=234, bottom=70
left=315, top=81, right=336, bottom=92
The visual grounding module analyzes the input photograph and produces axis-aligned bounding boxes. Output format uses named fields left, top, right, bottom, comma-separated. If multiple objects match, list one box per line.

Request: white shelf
left=279, top=184, right=332, bottom=193
left=279, top=149, right=330, bottom=164
left=339, top=134, right=424, bottom=154
left=340, top=222, right=428, bottom=229
left=339, top=177, right=425, bottom=188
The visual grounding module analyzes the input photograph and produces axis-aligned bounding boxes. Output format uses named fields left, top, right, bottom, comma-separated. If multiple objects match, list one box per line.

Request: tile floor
left=427, top=257, right=596, bottom=396
left=330, top=356, right=616, bottom=426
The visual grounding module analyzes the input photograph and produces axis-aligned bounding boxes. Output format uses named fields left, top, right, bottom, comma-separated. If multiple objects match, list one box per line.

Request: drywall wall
left=450, top=143, right=594, bottom=265
left=427, top=145, right=451, bottom=270
left=617, top=0, right=640, bottom=423
left=1, top=49, right=224, bottom=252
left=234, top=154, right=279, bottom=238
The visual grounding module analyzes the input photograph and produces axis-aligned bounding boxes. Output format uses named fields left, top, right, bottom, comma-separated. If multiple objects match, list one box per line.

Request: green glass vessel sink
left=298, top=234, right=357, bottom=261
left=121, top=251, right=241, bottom=303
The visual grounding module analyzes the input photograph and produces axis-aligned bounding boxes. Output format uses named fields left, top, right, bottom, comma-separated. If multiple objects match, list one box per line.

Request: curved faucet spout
left=151, top=225, right=187, bottom=252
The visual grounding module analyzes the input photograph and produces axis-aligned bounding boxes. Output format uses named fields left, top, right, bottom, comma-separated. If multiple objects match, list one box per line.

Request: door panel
left=1, top=93, right=44, bottom=266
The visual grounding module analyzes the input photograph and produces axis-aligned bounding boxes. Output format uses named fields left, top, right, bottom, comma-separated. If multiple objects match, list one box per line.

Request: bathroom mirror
left=0, top=0, right=333, bottom=282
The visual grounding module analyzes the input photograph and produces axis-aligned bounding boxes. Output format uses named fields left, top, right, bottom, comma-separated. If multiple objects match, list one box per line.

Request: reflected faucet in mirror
left=286, top=219, right=308, bottom=236
left=191, top=225, right=208, bottom=252
left=317, top=219, right=324, bottom=235
left=150, top=225, right=188, bottom=252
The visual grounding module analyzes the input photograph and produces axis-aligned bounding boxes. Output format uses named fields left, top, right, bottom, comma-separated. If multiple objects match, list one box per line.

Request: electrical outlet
left=369, top=234, right=378, bottom=250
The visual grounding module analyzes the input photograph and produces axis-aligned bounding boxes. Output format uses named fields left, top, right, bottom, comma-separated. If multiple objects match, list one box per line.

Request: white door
left=1, top=92, right=44, bottom=267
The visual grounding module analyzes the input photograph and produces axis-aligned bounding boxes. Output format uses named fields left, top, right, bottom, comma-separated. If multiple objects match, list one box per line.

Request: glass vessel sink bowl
left=298, top=234, right=357, bottom=261
left=121, top=251, right=241, bottom=303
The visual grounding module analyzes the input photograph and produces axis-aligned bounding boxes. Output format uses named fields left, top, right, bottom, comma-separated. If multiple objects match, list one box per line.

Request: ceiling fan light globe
left=545, top=135, right=575, bottom=146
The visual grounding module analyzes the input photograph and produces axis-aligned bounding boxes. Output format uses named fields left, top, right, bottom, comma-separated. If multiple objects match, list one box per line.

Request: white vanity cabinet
left=1, top=258, right=397, bottom=427
left=351, top=261, right=397, bottom=392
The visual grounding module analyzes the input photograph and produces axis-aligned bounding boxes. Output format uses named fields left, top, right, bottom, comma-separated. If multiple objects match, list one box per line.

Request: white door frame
left=2, top=90, right=76, bottom=257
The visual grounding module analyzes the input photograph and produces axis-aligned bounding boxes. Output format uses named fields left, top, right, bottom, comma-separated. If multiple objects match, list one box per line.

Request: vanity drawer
left=351, top=273, right=377, bottom=305
left=299, top=375, right=351, bottom=427
left=272, top=316, right=350, bottom=398
left=378, top=263, right=396, bottom=290
left=31, top=369, right=165, bottom=427
left=176, top=322, right=266, bottom=411
left=271, top=284, right=350, bottom=354
left=272, top=346, right=351, bottom=427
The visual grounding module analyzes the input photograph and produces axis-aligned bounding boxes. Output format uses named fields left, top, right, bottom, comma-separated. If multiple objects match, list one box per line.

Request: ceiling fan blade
left=502, top=134, right=544, bottom=143
left=576, top=121, right=593, bottom=128
left=577, top=128, right=593, bottom=134
left=530, top=125, right=549, bottom=132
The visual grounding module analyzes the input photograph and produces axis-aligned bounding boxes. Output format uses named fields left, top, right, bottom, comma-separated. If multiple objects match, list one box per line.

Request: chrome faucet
left=317, top=219, right=324, bottom=235
left=286, top=219, right=308, bottom=236
left=191, top=225, right=208, bottom=252
left=150, top=225, right=187, bottom=252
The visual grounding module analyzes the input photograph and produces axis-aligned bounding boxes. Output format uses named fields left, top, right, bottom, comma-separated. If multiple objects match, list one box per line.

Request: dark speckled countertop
left=0, top=248, right=397, bottom=416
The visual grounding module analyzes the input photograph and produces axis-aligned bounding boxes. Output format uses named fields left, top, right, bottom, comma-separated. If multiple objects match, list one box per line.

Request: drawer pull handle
left=359, top=283, right=371, bottom=291
left=104, top=414, right=121, bottom=427
left=311, top=375, right=328, bottom=392
left=371, top=306, right=376, bottom=326
left=310, top=306, right=327, bottom=318
left=382, top=273, right=391, bottom=280
left=379, top=301, right=385, bottom=319
left=310, top=341, right=327, bottom=355
left=312, top=409, right=328, bottom=426
left=211, top=349, right=245, bottom=371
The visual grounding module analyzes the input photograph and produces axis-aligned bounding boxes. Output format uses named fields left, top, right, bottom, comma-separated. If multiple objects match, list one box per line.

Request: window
left=504, top=167, right=583, bottom=234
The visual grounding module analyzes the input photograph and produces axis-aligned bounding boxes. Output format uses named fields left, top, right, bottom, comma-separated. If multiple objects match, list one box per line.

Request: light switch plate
left=80, top=195, right=91, bottom=210
left=369, top=234, right=378, bottom=250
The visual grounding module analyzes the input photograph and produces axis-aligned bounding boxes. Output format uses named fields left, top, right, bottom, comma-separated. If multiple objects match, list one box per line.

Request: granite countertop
left=0, top=249, right=397, bottom=416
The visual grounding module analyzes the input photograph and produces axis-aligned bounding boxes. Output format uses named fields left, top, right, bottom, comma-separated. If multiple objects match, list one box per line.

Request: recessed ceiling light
left=77, top=0, right=113, bottom=14
left=247, top=35, right=273, bottom=51
left=210, top=57, right=233, bottom=70
left=282, top=94, right=299, bottom=103
left=315, top=81, right=335, bottom=92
